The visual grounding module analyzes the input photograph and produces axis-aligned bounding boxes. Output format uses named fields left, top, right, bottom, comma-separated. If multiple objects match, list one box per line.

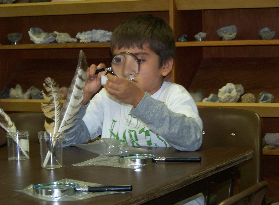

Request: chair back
left=0, top=112, right=45, bottom=143
left=218, top=181, right=268, bottom=205
left=199, top=107, right=263, bottom=192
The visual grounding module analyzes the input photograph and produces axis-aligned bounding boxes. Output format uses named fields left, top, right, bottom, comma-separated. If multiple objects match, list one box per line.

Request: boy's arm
left=63, top=89, right=106, bottom=147
left=63, top=63, right=107, bottom=146
left=81, top=63, right=106, bottom=105
left=130, top=93, right=203, bottom=151
left=63, top=105, right=91, bottom=146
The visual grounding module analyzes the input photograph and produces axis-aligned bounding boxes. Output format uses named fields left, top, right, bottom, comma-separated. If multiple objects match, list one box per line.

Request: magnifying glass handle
left=95, top=67, right=115, bottom=75
left=95, top=68, right=106, bottom=75
left=87, top=185, right=132, bottom=192
left=155, top=157, right=201, bottom=162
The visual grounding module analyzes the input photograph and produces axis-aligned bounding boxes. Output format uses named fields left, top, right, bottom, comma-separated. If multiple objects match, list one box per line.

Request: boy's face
left=112, top=44, right=173, bottom=95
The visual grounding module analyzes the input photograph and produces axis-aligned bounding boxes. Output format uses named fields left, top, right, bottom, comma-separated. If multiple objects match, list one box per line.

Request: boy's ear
left=161, top=58, right=174, bottom=77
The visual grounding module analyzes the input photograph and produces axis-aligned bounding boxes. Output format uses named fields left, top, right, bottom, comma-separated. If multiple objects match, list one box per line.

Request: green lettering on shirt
left=156, top=134, right=168, bottom=147
left=128, top=130, right=141, bottom=147
left=109, top=119, right=169, bottom=147
left=109, top=119, right=119, bottom=140
left=139, top=127, right=152, bottom=146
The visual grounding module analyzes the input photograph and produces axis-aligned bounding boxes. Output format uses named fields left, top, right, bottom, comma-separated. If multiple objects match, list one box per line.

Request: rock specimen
left=265, top=133, right=279, bottom=145
left=28, top=27, right=55, bottom=44
left=258, top=27, right=275, bottom=40
left=194, top=32, right=207, bottom=41
left=76, top=29, right=112, bottom=43
left=258, top=91, right=274, bottom=103
left=0, top=89, right=10, bottom=99
left=178, top=34, right=187, bottom=42
left=235, top=84, right=244, bottom=96
left=0, top=0, right=15, bottom=3
left=30, top=87, right=43, bottom=99
left=202, top=94, right=219, bottom=102
left=54, top=31, right=77, bottom=44
left=217, top=25, right=237, bottom=41
left=190, top=90, right=205, bottom=102
left=10, top=84, right=33, bottom=99
left=218, top=83, right=244, bottom=102
left=241, top=93, right=256, bottom=103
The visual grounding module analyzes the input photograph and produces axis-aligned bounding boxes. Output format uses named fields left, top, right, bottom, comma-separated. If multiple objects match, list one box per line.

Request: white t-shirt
left=83, top=81, right=202, bottom=148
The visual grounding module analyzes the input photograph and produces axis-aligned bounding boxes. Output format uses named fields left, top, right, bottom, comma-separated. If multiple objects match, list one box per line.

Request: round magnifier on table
left=119, top=154, right=156, bottom=166
left=33, top=182, right=132, bottom=198
left=33, top=182, right=77, bottom=198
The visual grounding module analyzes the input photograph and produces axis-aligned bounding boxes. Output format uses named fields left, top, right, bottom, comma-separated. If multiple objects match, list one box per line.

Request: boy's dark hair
left=110, top=14, right=175, bottom=68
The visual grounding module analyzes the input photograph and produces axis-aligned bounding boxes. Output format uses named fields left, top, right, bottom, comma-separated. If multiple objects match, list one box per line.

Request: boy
left=64, top=14, right=203, bottom=151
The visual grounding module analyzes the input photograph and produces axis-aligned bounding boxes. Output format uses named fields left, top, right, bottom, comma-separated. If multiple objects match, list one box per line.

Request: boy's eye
left=113, top=57, right=124, bottom=63
left=137, top=59, right=144, bottom=64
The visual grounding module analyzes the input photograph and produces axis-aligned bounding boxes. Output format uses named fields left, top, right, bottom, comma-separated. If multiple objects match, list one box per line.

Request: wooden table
left=0, top=143, right=253, bottom=205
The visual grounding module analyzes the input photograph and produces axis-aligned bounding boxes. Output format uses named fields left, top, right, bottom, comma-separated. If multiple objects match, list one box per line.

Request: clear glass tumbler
left=38, top=131, right=64, bottom=169
left=7, top=130, right=29, bottom=160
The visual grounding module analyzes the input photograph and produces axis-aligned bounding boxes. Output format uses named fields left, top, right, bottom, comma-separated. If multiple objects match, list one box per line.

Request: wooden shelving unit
left=1, top=0, right=279, bottom=198
left=1, top=0, right=279, bottom=119
left=2, top=99, right=279, bottom=118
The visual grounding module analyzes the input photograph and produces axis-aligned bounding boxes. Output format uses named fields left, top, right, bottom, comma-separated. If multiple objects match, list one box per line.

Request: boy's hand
left=81, top=63, right=106, bottom=105
left=104, top=74, right=145, bottom=107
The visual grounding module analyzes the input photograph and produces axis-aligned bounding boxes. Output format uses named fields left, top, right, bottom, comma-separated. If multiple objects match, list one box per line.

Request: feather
left=57, top=50, right=88, bottom=134
left=0, top=108, right=29, bottom=158
left=41, top=77, right=61, bottom=135
left=44, top=121, right=55, bottom=135
left=0, top=108, right=16, bottom=132
left=41, top=50, right=88, bottom=167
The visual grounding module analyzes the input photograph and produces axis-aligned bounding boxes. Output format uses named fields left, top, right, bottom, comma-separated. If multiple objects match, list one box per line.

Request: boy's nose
left=111, top=52, right=139, bottom=81
left=121, top=60, right=138, bottom=80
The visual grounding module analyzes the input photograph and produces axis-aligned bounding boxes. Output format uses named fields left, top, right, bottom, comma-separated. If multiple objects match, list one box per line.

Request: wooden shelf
left=0, top=0, right=168, bottom=17
left=0, top=99, right=278, bottom=116
left=174, top=0, right=279, bottom=10
left=0, top=99, right=64, bottom=112
left=0, top=0, right=278, bottom=18
left=0, top=43, right=110, bottom=50
left=2, top=40, right=279, bottom=50
left=176, top=40, right=279, bottom=47
left=263, top=145, right=279, bottom=155
left=196, top=103, right=279, bottom=118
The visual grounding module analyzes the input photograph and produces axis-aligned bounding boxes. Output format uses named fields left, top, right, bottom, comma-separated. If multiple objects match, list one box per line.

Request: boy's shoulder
left=153, top=81, right=190, bottom=99
left=161, top=81, right=188, bottom=93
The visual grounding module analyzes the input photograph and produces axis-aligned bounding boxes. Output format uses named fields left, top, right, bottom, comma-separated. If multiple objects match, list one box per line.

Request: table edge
left=117, top=149, right=253, bottom=205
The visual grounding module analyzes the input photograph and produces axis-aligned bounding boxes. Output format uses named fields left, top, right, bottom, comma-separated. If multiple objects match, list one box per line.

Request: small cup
left=7, top=130, right=29, bottom=160
left=38, top=131, right=65, bottom=169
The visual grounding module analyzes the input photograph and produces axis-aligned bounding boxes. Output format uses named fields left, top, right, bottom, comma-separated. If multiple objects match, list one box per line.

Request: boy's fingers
left=106, top=73, right=124, bottom=84
left=97, top=63, right=106, bottom=69
left=87, top=64, right=98, bottom=81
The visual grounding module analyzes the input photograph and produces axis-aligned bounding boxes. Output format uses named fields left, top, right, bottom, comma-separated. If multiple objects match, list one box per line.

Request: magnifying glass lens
left=111, top=52, right=140, bottom=81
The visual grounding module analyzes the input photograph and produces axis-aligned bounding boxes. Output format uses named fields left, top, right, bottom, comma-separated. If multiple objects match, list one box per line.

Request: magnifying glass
left=33, top=182, right=132, bottom=198
left=96, top=51, right=140, bottom=85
